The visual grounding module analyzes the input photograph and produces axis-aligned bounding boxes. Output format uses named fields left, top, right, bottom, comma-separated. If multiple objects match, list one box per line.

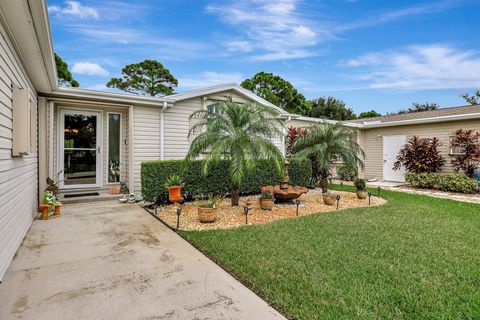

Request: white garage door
left=383, top=135, right=406, bottom=182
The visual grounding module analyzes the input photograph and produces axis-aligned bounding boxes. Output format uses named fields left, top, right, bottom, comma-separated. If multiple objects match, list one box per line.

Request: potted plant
left=164, top=175, right=184, bottom=203
left=354, top=178, right=368, bottom=199
left=322, top=192, right=336, bottom=206
left=198, top=195, right=221, bottom=223
left=259, top=191, right=274, bottom=210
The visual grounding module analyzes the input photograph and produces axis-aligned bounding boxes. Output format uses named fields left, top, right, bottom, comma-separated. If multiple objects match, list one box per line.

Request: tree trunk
left=231, top=188, right=240, bottom=206
left=320, top=177, right=328, bottom=194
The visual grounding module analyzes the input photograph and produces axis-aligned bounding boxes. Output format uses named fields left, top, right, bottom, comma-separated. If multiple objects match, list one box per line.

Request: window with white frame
left=449, top=136, right=465, bottom=155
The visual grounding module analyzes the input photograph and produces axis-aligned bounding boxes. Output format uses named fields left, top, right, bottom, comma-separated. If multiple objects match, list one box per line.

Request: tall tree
left=241, top=72, right=311, bottom=116
left=107, top=60, right=178, bottom=96
left=186, top=98, right=284, bottom=206
left=462, top=90, right=480, bottom=105
left=55, top=53, right=79, bottom=87
left=292, top=122, right=364, bottom=193
left=310, top=97, right=356, bottom=121
left=389, top=102, right=439, bottom=115
left=358, top=110, right=381, bottom=119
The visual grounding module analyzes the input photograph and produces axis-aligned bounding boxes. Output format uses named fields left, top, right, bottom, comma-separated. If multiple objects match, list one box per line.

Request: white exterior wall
left=0, top=19, right=38, bottom=280
left=132, top=106, right=161, bottom=195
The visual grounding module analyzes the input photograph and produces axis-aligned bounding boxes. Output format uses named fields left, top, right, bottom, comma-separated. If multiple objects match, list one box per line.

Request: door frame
left=383, top=134, right=406, bottom=182
left=58, top=107, right=103, bottom=189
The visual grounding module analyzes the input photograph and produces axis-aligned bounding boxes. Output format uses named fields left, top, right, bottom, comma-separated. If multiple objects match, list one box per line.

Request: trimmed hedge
left=141, top=158, right=312, bottom=202
left=405, top=172, right=479, bottom=194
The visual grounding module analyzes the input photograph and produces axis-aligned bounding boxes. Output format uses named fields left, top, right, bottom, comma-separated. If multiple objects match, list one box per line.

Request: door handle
left=98, top=146, right=101, bottom=154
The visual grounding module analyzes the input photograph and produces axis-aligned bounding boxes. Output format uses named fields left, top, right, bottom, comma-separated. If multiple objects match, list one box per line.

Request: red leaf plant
left=393, top=136, right=445, bottom=173
left=286, top=126, right=308, bottom=155
left=450, top=129, right=480, bottom=177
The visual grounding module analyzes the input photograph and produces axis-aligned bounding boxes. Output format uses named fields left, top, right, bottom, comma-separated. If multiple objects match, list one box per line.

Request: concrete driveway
left=0, top=201, right=285, bottom=320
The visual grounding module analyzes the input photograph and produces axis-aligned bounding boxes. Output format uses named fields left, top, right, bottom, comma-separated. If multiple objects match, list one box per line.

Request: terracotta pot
left=198, top=207, right=218, bottom=223
left=259, top=198, right=274, bottom=210
left=54, top=203, right=62, bottom=216
left=356, top=190, right=368, bottom=199
left=167, top=186, right=183, bottom=203
left=39, top=204, right=51, bottom=220
left=109, top=186, right=121, bottom=194
left=322, top=194, right=336, bottom=206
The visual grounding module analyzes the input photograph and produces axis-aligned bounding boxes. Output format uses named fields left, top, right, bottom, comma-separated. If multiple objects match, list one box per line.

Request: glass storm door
left=59, top=110, right=102, bottom=189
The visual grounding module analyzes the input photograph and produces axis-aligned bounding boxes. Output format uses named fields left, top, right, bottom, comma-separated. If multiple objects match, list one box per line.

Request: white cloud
left=48, top=1, right=99, bottom=19
left=72, top=62, right=109, bottom=76
left=342, top=44, right=480, bottom=90
left=206, top=0, right=324, bottom=61
left=178, top=72, right=244, bottom=90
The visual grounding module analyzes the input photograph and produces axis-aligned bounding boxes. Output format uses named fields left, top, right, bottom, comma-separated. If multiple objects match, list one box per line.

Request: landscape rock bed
left=150, top=189, right=387, bottom=231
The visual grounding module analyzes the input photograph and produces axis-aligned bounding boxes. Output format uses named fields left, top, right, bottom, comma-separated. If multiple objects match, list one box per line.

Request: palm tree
left=186, top=98, right=284, bottom=206
left=292, top=122, right=364, bottom=193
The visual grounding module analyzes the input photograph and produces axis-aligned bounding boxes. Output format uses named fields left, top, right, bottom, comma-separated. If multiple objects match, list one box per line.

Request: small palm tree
left=292, top=122, right=364, bottom=193
left=186, top=98, right=284, bottom=206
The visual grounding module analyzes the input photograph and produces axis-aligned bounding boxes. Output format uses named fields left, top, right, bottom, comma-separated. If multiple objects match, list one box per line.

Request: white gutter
left=357, top=112, right=480, bottom=128
left=41, top=87, right=174, bottom=108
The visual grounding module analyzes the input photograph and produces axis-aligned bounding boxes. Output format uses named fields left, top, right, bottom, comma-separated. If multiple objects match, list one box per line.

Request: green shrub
left=141, top=158, right=312, bottom=202
left=405, top=172, right=479, bottom=194
left=354, top=177, right=366, bottom=191
left=336, top=164, right=358, bottom=181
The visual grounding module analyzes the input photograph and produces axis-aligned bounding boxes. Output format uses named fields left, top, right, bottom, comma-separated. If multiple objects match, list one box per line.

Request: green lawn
left=180, top=185, right=480, bottom=319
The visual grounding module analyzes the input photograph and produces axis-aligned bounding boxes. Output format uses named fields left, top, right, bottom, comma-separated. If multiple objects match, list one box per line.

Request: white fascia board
left=360, top=112, right=480, bottom=128
left=43, top=87, right=175, bottom=108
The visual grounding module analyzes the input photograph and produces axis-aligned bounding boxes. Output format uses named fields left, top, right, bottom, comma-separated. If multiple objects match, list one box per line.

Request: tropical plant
left=241, top=72, right=312, bottom=116
left=393, top=136, right=445, bottom=173
left=389, top=102, right=439, bottom=115
left=461, top=90, right=480, bottom=105
left=198, top=195, right=222, bottom=208
left=260, top=191, right=274, bottom=199
left=354, top=178, right=366, bottom=191
left=292, top=122, right=364, bottom=193
left=450, top=129, right=480, bottom=177
left=107, top=59, right=178, bottom=96
left=285, top=126, right=308, bottom=155
left=186, top=98, right=284, bottom=206
left=164, top=174, right=184, bottom=187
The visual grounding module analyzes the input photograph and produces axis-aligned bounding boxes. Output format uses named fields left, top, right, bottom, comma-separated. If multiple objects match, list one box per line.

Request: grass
left=180, top=185, right=480, bottom=319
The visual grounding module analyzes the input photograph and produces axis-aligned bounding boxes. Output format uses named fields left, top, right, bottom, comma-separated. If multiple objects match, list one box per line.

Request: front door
left=383, top=135, right=406, bottom=182
left=59, top=109, right=102, bottom=189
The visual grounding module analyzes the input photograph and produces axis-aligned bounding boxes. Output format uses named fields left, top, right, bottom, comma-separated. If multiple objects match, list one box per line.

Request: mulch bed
left=149, top=189, right=386, bottom=231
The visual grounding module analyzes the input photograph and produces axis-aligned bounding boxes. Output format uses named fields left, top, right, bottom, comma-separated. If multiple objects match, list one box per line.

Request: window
left=108, top=113, right=121, bottom=183
left=449, top=136, right=465, bottom=155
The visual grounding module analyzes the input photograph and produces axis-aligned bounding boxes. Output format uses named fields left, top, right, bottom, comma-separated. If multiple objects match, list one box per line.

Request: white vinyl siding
left=132, top=106, right=161, bottom=195
left=0, top=19, right=38, bottom=280
left=360, top=119, right=480, bottom=181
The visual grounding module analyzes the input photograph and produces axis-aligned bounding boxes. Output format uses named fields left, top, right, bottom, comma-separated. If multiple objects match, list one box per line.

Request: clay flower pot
left=198, top=207, right=218, bottom=223
left=259, top=198, right=274, bottom=210
left=356, top=190, right=368, bottom=199
left=167, top=186, right=183, bottom=203
left=54, top=203, right=62, bottom=216
left=109, top=186, right=121, bottom=195
left=322, top=194, right=336, bottom=206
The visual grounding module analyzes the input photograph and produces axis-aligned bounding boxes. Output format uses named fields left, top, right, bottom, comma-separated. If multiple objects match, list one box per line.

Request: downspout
left=160, top=101, right=167, bottom=160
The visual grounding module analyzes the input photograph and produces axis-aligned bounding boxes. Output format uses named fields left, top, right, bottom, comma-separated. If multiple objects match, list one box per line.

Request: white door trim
left=58, top=108, right=103, bottom=189
left=383, top=135, right=406, bottom=182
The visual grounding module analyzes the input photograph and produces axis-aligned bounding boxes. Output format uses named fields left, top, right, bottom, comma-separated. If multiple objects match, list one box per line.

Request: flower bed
left=150, top=189, right=386, bottom=231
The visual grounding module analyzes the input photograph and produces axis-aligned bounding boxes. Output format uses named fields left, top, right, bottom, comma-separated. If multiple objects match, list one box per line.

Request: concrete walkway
left=0, top=201, right=285, bottom=320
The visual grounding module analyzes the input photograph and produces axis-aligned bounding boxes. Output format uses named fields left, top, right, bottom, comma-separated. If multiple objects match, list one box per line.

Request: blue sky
left=47, top=0, right=480, bottom=114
